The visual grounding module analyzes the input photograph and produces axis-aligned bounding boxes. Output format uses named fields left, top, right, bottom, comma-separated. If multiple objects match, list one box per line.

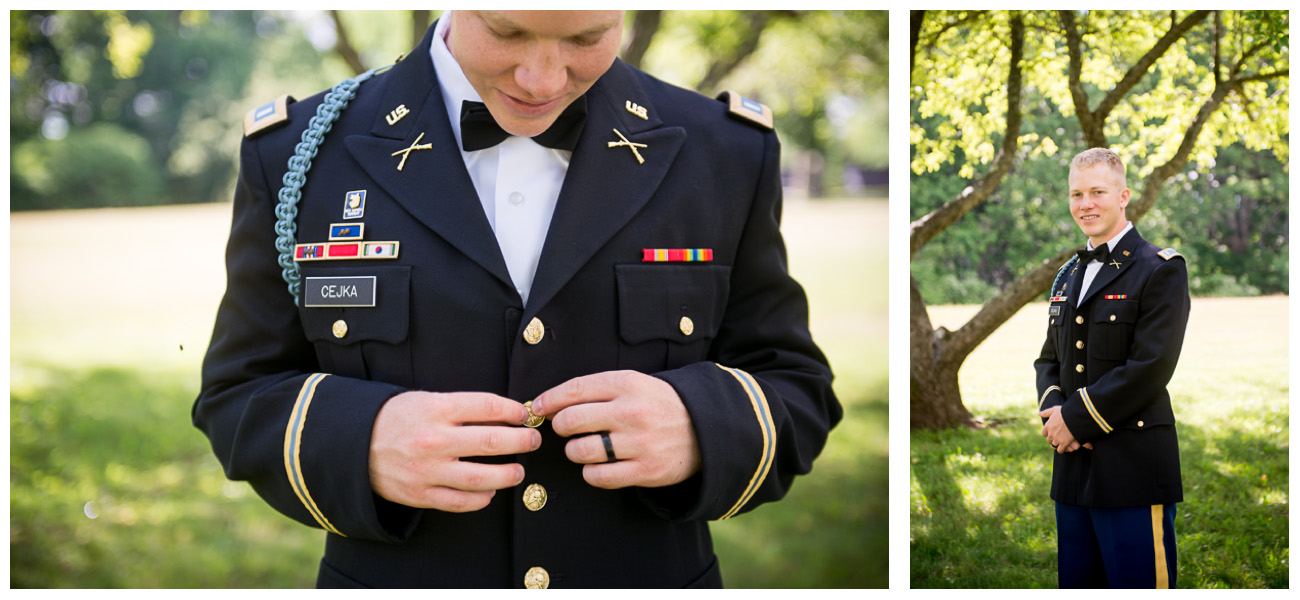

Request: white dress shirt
left=429, top=15, right=570, bottom=307
left=1077, top=221, right=1134, bottom=305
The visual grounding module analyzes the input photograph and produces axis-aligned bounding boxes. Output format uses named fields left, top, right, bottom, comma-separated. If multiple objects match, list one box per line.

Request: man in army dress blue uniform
left=1036, top=148, right=1189, bottom=588
left=194, top=11, right=839, bottom=588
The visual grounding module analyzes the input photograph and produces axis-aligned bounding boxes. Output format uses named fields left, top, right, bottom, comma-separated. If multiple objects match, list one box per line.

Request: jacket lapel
left=1078, top=228, right=1143, bottom=306
left=343, top=23, right=513, bottom=291
left=524, top=61, right=687, bottom=317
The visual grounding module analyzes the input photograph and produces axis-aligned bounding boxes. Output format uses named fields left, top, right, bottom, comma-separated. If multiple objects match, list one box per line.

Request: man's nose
left=514, top=44, right=566, bottom=100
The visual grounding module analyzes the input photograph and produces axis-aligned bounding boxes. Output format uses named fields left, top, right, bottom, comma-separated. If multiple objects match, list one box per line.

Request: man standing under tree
left=1035, top=148, right=1189, bottom=588
left=194, top=11, right=839, bottom=588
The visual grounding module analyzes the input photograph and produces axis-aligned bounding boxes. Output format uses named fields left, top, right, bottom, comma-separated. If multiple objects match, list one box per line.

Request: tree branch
left=911, top=10, right=926, bottom=75
left=911, top=13, right=1024, bottom=257
left=1059, top=10, right=1101, bottom=147
left=922, top=10, right=988, bottom=51
left=621, top=10, right=662, bottom=70
left=948, top=247, right=1078, bottom=361
left=1131, top=82, right=1234, bottom=221
left=1236, top=69, right=1289, bottom=85
left=695, top=11, right=772, bottom=94
left=330, top=10, right=367, bottom=75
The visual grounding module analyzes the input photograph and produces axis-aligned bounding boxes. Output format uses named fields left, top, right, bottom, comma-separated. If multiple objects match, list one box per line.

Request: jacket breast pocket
left=615, top=264, right=730, bottom=371
left=298, top=265, right=413, bottom=386
left=1089, top=299, right=1138, bottom=361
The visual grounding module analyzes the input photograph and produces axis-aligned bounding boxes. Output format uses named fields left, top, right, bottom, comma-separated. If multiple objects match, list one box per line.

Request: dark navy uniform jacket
left=1034, top=227, right=1189, bottom=508
left=194, top=25, right=839, bottom=588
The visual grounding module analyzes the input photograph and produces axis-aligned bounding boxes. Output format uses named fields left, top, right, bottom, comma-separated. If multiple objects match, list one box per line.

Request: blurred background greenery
left=9, top=10, right=888, bottom=588
left=10, top=9, right=887, bottom=210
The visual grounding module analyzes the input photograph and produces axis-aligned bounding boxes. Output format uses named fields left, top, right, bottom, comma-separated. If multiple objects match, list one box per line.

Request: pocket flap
left=1093, top=299, right=1138, bottom=324
left=299, top=265, right=411, bottom=345
left=615, top=264, right=730, bottom=345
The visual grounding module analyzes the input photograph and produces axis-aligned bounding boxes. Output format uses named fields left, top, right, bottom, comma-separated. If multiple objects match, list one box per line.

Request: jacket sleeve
left=193, top=133, right=420, bottom=542
left=1059, top=257, right=1190, bottom=443
left=1034, top=312, right=1066, bottom=424
left=641, top=129, right=841, bottom=522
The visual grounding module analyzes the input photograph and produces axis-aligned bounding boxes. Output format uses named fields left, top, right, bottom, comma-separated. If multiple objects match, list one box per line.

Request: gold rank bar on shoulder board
left=294, top=241, right=400, bottom=261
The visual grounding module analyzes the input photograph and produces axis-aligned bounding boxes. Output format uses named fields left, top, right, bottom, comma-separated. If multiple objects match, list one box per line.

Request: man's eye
left=570, top=35, right=603, bottom=47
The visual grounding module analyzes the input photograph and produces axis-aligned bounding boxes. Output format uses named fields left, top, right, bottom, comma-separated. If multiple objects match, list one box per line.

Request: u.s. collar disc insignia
left=343, top=190, right=366, bottom=219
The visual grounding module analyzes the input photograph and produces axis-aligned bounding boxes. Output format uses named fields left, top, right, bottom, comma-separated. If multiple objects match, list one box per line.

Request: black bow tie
left=1077, top=245, right=1111, bottom=264
left=459, top=97, right=587, bottom=152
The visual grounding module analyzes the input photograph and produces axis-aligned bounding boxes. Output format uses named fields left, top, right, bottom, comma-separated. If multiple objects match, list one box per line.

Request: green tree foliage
left=912, top=10, right=1289, bottom=302
left=640, top=10, right=888, bottom=194
left=10, top=11, right=277, bottom=209
left=11, top=10, right=884, bottom=210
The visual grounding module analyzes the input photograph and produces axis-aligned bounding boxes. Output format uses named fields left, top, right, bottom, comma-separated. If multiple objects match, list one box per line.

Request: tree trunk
left=330, top=10, right=367, bottom=75
left=621, top=10, right=662, bottom=70
left=411, top=10, right=432, bottom=51
left=910, top=276, right=974, bottom=429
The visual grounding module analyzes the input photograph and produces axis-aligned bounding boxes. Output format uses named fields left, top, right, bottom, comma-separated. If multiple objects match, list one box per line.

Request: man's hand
left=369, top=391, right=541, bottom=512
left=531, top=370, right=701, bottom=489
left=1039, top=405, right=1093, bottom=453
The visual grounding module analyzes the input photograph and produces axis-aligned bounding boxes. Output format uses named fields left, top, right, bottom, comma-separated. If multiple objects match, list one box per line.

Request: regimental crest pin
left=343, top=190, right=367, bottom=220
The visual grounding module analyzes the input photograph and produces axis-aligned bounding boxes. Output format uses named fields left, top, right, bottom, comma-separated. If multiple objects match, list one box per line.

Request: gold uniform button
left=523, top=483, right=547, bottom=511
left=679, top=316, right=695, bottom=336
left=523, top=317, right=545, bottom=345
left=1076, top=341, right=1084, bottom=350
left=1137, top=420, right=1145, bottom=428
left=524, top=566, right=549, bottom=589
left=523, top=401, right=544, bottom=428
left=1110, top=314, right=1117, bottom=322
left=1075, top=316, right=1084, bottom=325
left=332, top=320, right=348, bottom=339
left=1075, top=364, right=1085, bottom=373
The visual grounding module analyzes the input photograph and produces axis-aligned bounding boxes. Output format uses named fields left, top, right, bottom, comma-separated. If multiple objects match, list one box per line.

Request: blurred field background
left=910, top=297, right=1288, bottom=588
left=9, top=197, right=887, bottom=587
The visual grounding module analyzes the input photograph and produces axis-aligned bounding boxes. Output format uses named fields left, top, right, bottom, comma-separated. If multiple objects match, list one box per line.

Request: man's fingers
left=439, top=392, right=530, bottom=426
left=416, top=487, right=497, bottom=513
left=565, top=432, right=627, bottom=465
left=440, top=425, right=542, bottom=458
left=434, top=461, right=526, bottom=492
left=550, top=402, right=620, bottom=438
left=531, top=371, right=630, bottom=416
left=581, top=460, right=640, bottom=490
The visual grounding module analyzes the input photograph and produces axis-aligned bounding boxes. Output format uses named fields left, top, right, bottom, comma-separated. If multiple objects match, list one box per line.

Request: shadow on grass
left=11, top=365, right=321, bottom=588
left=910, top=413, right=1289, bottom=589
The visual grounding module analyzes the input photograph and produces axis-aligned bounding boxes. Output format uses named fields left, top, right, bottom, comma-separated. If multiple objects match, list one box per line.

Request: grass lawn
left=10, top=197, right=887, bottom=588
left=911, top=296, right=1289, bottom=588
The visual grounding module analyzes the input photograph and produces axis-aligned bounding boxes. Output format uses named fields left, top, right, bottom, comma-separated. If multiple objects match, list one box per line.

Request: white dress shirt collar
left=429, top=13, right=480, bottom=150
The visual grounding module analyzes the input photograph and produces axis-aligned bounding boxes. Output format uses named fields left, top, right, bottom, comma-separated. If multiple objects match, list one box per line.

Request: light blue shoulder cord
left=1049, top=255, right=1079, bottom=298
left=274, top=68, right=381, bottom=304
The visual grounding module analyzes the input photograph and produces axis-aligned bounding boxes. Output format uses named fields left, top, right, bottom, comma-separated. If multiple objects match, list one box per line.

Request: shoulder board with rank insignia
left=244, top=94, right=295, bottom=138
left=716, top=90, right=774, bottom=130
left=1157, top=248, right=1184, bottom=261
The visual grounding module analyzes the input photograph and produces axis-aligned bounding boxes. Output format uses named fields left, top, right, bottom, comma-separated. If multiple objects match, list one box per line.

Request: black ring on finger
left=601, top=432, right=617, bottom=462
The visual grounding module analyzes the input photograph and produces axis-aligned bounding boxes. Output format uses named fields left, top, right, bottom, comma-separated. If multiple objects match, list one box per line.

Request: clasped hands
left=1039, top=405, right=1093, bottom=454
left=368, top=370, right=702, bottom=512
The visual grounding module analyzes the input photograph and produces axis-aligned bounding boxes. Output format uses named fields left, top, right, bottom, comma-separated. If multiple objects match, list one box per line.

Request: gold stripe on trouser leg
left=1152, top=504, right=1169, bottom=589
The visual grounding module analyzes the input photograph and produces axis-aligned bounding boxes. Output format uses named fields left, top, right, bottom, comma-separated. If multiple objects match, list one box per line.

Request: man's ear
left=1119, top=188, right=1130, bottom=209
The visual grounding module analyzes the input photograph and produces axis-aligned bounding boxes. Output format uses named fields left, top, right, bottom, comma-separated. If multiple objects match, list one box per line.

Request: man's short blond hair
left=1070, top=148, right=1127, bottom=188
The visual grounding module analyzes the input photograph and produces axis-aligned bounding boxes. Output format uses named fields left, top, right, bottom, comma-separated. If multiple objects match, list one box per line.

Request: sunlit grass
left=913, top=296, right=1289, bottom=588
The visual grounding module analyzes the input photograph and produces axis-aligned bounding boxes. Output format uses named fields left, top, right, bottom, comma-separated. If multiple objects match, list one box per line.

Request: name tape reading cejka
left=303, top=276, right=377, bottom=307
